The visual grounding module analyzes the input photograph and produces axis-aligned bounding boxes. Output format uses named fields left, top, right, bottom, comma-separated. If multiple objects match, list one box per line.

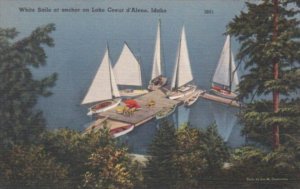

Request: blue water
left=0, top=0, right=246, bottom=154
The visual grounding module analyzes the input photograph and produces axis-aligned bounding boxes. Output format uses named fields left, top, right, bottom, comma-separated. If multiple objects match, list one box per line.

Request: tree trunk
left=272, top=0, right=280, bottom=149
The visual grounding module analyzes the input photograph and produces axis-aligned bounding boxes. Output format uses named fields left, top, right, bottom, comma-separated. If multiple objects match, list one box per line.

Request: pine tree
left=228, top=0, right=300, bottom=149
left=172, top=124, right=207, bottom=189
left=144, top=120, right=177, bottom=189
left=82, top=146, right=135, bottom=189
left=200, top=124, right=230, bottom=177
left=0, top=24, right=57, bottom=146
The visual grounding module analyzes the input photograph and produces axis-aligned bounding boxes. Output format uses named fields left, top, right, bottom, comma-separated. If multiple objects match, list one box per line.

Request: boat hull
left=83, top=119, right=134, bottom=138
left=168, top=85, right=196, bottom=100
left=110, top=124, right=134, bottom=138
left=148, top=76, right=168, bottom=91
left=184, top=90, right=201, bottom=107
left=87, top=98, right=121, bottom=116
left=210, top=88, right=238, bottom=100
left=156, top=104, right=177, bottom=120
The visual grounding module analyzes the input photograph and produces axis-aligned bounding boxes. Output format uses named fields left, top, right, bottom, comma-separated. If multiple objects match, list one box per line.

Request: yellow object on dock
left=146, top=99, right=156, bottom=107
left=119, top=89, right=149, bottom=97
left=116, top=106, right=125, bottom=114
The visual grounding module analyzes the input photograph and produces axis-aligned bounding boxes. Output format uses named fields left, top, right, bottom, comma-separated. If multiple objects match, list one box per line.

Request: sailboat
left=82, top=46, right=121, bottom=116
left=148, top=20, right=168, bottom=91
left=113, top=42, right=148, bottom=97
left=211, top=35, right=239, bottom=100
left=168, top=26, right=196, bottom=100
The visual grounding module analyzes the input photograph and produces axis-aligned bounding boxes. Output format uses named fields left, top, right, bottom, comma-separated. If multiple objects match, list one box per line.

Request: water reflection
left=120, top=97, right=245, bottom=154
left=211, top=103, right=238, bottom=141
left=176, top=105, right=190, bottom=127
left=121, top=120, right=157, bottom=154
left=189, top=98, right=245, bottom=145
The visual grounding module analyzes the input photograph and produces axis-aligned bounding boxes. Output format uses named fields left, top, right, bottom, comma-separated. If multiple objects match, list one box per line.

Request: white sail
left=114, top=43, right=142, bottom=86
left=110, top=63, right=121, bottom=98
left=171, top=26, right=193, bottom=89
left=171, top=46, right=179, bottom=89
left=212, top=35, right=231, bottom=87
left=231, top=52, right=239, bottom=92
left=151, top=20, right=162, bottom=80
left=82, top=47, right=119, bottom=105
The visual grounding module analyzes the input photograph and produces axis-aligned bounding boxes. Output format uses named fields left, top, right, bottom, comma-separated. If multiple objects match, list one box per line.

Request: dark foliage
left=144, top=120, right=177, bottom=189
left=0, top=24, right=57, bottom=146
left=228, top=0, right=300, bottom=148
left=144, top=121, right=230, bottom=189
left=0, top=145, right=69, bottom=189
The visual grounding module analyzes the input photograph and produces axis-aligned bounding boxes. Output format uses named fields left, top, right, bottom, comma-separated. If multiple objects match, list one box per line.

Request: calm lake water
left=1, top=0, right=247, bottom=154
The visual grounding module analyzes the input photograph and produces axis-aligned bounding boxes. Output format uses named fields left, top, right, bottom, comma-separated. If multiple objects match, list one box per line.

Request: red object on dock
left=124, top=99, right=141, bottom=109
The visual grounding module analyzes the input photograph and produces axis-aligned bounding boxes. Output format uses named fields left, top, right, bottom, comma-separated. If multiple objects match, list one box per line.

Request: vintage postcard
left=0, top=0, right=299, bottom=188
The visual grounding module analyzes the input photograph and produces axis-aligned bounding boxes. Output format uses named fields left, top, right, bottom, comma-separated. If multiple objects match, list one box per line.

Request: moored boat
left=82, top=45, right=121, bottom=116
left=168, top=26, right=197, bottom=100
left=84, top=118, right=134, bottom=138
left=211, top=86, right=237, bottom=99
left=184, top=90, right=201, bottom=107
left=156, top=104, right=177, bottom=120
left=110, top=124, right=134, bottom=138
left=210, top=35, right=239, bottom=100
left=168, top=85, right=196, bottom=100
left=88, top=99, right=122, bottom=116
left=148, top=76, right=167, bottom=91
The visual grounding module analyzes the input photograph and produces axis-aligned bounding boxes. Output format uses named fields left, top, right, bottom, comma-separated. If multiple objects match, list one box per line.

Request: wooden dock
left=83, top=88, right=242, bottom=134
left=101, top=90, right=179, bottom=126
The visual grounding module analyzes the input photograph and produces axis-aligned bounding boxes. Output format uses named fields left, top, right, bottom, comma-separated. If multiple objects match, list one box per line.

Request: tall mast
left=107, top=43, right=114, bottom=98
left=151, top=19, right=163, bottom=80
left=175, top=31, right=182, bottom=89
left=137, top=55, right=143, bottom=88
left=229, top=35, right=232, bottom=92
left=159, top=19, right=165, bottom=76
